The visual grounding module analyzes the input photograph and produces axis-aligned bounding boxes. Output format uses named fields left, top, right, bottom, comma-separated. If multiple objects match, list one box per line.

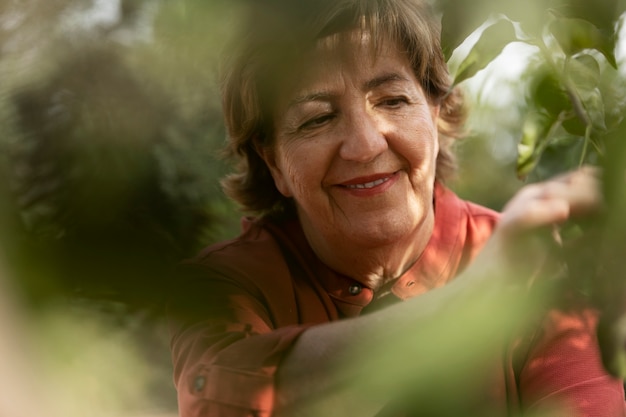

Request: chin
left=347, top=220, right=416, bottom=249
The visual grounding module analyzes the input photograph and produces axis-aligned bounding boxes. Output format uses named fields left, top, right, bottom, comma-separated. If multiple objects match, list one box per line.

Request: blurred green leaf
left=439, top=0, right=494, bottom=60
left=580, top=88, right=607, bottom=132
left=548, top=0, right=626, bottom=34
left=525, top=135, right=587, bottom=182
left=532, top=68, right=571, bottom=117
left=567, top=54, right=601, bottom=93
left=564, top=54, right=607, bottom=135
left=439, top=0, right=546, bottom=59
left=599, top=65, right=626, bottom=131
left=549, top=17, right=617, bottom=68
left=516, top=112, right=557, bottom=179
left=562, top=115, right=587, bottom=136
left=594, top=122, right=626, bottom=378
left=452, top=18, right=517, bottom=86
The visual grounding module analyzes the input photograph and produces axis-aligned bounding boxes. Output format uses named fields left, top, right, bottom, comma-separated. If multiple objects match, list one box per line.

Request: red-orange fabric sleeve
left=169, top=273, right=310, bottom=417
left=518, top=308, right=626, bottom=416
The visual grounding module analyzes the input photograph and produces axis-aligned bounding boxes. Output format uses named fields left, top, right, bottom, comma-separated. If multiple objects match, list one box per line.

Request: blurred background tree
left=0, top=0, right=624, bottom=416
left=0, top=0, right=242, bottom=415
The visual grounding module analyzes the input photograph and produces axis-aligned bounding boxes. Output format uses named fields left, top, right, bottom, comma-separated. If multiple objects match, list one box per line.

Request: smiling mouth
left=344, top=175, right=392, bottom=189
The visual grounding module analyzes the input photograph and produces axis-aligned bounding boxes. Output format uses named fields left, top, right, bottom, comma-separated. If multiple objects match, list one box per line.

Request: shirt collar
left=390, top=182, right=464, bottom=300
left=263, top=182, right=467, bottom=316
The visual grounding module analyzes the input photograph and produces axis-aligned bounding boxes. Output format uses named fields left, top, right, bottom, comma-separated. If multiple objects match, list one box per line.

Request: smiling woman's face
left=262, top=32, right=440, bottom=275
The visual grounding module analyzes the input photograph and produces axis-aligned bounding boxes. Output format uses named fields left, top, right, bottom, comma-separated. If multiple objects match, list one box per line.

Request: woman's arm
left=275, top=167, right=611, bottom=417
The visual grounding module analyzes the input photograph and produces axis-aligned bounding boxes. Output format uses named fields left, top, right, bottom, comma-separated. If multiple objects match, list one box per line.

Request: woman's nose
left=338, top=111, right=388, bottom=163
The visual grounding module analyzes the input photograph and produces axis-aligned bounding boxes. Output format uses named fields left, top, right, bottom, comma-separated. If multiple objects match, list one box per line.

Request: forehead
left=320, top=31, right=403, bottom=71
left=280, top=31, right=415, bottom=100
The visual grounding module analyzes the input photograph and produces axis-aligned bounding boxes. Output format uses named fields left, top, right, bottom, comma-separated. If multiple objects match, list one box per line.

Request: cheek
left=273, top=142, right=318, bottom=197
left=404, top=123, right=439, bottom=164
left=417, top=114, right=439, bottom=163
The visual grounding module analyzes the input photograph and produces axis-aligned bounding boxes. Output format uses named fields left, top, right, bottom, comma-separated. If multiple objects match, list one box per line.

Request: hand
left=475, top=166, right=602, bottom=288
left=498, top=166, right=602, bottom=238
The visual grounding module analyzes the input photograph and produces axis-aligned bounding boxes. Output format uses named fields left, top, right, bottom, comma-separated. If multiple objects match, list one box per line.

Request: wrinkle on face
left=265, top=30, right=440, bottom=284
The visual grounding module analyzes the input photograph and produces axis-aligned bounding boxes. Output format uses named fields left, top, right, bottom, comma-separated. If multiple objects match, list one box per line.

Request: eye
left=379, top=97, right=409, bottom=108
left=299, top=113, right=335, bottom=131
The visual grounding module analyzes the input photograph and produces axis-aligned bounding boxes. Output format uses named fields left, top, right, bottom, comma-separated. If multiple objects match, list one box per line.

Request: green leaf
left=547, top=0, right=626, bottom=35
left=516, top=112, right=556, bottom=179
left=598, top=64, right=626, bottom=130
left=563, top=54, right=605, bottom=135
left=549, top=17, right=617, bottom=68
left=525, top=135, right=586, bottom=182
left=452, top=18, right=517, bottom=86
left=532, top=68, right=570, bottom=117
left=562, top=115, right=587, bottom=136
left=439, top=0, right=494, bottom=61
left=581, top=89, right=607, bottom=132
left=567, top=54, right=601, bottom=93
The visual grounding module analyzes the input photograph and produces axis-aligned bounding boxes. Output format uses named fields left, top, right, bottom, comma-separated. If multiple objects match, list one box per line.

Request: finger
left=546, top=167, right=602, bottom=216
left=500, top=191, right=570, bottom=235
left=498, top=168, right=602, bottom=236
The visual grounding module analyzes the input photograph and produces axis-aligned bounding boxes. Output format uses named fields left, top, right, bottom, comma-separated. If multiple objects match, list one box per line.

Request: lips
left=339, top=172, right=398, bottom=189
left=345, top=176, right=391, bottom=189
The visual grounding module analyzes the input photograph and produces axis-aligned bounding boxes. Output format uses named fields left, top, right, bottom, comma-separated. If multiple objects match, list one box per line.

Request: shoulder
left=193, top=218, right=283, bottom=265
left=182, top=217, right=296, bottom=292
left=435, top=183, right=499, bottom=242
left=448, top=187, right=500, bottom=225
left=463, top=199, right=500, bottom=222
left=461, top=199, right=500, bottom=242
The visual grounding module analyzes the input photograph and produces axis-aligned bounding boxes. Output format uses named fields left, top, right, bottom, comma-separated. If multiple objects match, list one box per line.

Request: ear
left=254, top=139, right=293, bottom=198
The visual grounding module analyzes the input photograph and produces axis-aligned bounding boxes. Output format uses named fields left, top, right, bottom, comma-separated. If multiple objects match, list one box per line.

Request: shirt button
left=348, top=283, right=362, bottom=295
left=194, top=375, right=206, bottom=392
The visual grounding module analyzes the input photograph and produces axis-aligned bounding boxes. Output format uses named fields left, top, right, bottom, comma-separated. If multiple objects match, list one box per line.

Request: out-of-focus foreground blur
left=0, top=0, right=624, bottom=416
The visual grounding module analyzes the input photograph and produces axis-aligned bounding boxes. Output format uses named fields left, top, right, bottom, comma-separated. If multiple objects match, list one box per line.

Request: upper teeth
left=347, top=177, right=389, bottom=189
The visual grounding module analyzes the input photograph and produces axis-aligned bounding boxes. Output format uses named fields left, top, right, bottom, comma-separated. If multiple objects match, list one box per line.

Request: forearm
left=274, top=259, right=528, bottom=417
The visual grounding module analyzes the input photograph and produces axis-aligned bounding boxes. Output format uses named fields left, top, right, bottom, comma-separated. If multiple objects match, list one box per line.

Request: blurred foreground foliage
left=0, top=0, right=243, bottom=414
left=441, top=0, right=626, bottom=378
left=0, top=0, right=242, bottom=308
left=441, top=0, right=626, bottom=180
left=0, top=0, right=625, bottom=416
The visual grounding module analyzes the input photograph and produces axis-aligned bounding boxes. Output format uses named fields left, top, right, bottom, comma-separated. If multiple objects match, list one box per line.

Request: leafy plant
left=440, top=0, right=626, bottom=377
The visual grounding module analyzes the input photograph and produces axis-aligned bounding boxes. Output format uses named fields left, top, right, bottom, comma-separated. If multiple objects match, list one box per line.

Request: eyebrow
left=288, top=91, right=334, bottom=107
left=287, top=72, right=411, bottom=108
left=363, top=72, right=411, bottom=91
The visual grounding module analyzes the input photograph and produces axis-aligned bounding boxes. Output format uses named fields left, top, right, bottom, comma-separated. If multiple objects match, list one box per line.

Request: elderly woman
left=169, top=0, right=625, bottom=416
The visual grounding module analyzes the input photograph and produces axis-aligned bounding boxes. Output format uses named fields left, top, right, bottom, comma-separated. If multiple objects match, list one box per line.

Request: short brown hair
left=220, top=0, right=465, bottom=217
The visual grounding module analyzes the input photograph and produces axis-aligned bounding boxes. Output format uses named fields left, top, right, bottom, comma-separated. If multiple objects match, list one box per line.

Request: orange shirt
left=169, top=183, right=625, bottom=416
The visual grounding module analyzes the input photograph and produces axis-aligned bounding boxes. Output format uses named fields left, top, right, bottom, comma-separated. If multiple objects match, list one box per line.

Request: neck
left=311, top=208, right=435, bottom=292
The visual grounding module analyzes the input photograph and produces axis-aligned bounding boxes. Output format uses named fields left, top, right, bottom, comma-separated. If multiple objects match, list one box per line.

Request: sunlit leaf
left=501, top=1, right=548, bottom=37
left=549, top=17, right=617, bottom=68
left=516, top=112, right=556, bottom=179
left=452, top=18, right=517, bottom=86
